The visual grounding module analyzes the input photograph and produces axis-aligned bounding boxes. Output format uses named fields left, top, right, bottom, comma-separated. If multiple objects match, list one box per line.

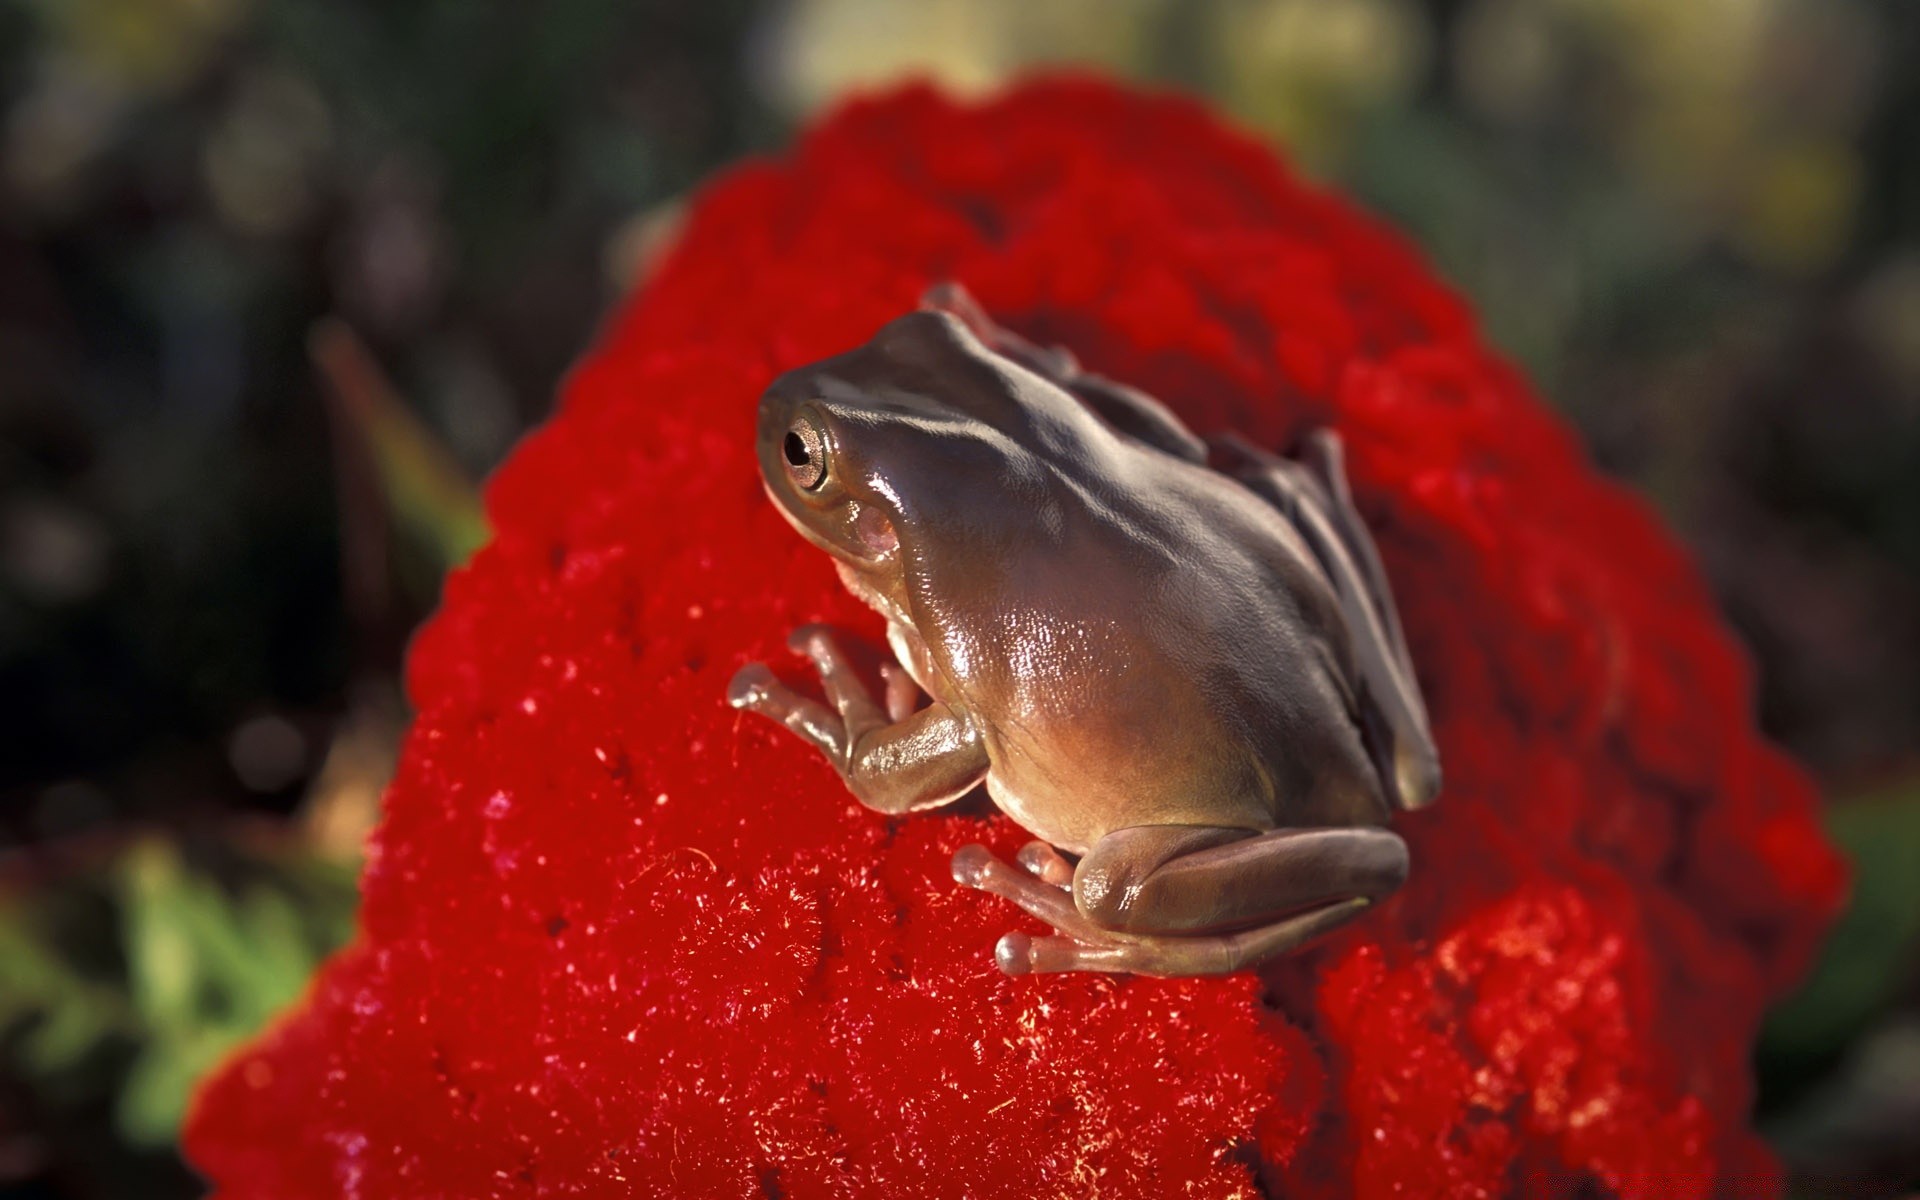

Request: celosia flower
left=185, top=78, right=1845, bottom=1198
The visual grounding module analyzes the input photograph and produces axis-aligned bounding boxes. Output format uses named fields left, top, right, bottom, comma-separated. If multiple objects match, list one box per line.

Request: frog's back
left=930, top=446, right=1391, bottom=851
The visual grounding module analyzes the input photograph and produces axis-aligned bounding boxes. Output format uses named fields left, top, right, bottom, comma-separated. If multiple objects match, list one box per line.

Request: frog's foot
left=734, top=628, right=987, bottom=816
left=727, top=661, right=847, bottom=761
left=785, top=623, right=889, bottom=730
left=729, top=624, right=893, bottom=763
left=953, top=842, right=1370, bottom=978
left=992, top=900, right=1371, bottom=977
left=953, top=825, right=1402, bottom=978
left=951, top=844, right=1129, bottom=967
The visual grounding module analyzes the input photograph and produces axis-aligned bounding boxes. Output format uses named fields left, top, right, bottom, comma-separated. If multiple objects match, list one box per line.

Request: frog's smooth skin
left=728, top=284, right=1441, bottom=978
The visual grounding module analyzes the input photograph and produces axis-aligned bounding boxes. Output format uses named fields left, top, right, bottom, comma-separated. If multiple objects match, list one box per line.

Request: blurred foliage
left=0, top=0, right=1916, bottom=1195
left=311, top=316, right=491, bottom=621
left=1761, top=782, right=1920, bottom=1086
left=0, top=833, right=357, bottom=1188
left=0, top=0, right=775, bottom=820
left=310, top=320, right=488, bottom=575
left=1762, top=779, right=1920, bottom=1196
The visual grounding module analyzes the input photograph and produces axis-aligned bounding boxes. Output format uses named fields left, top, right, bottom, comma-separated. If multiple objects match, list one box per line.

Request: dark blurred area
left=0, top=1, right=1914, bottom=1196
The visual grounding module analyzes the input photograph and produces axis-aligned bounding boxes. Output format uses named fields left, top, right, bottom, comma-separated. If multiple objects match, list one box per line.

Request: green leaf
left=117, top=1026, right=239, bottom=1148
left=18, top=994, right=117, bottom=1078
left=311, top=318, right=491, bottom=573
left=118, top=839, right=204, bottom=1035
left=0, top=913, right=127, bottom=1077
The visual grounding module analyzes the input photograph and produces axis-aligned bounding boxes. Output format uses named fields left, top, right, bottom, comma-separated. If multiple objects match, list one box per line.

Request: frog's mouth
left=833, top=558, right=908, bottom=627
left=760, top=471, right=900, bottom=564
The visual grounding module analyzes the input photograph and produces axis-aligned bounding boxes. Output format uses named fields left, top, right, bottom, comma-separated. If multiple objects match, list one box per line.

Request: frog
left=727, top=282, right=1441, bottom=978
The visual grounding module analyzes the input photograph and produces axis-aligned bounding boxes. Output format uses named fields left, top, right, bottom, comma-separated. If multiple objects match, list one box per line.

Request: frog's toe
left=991, top=932, right=1136, bottom=975
left=785, top=623, right=833, bottom=656
left=994, top=932, right=1036, bottom=976
left=950, top=843, right=996, bottom=887
left=1015, top=840, right=1075, bottom=888
left=726, top=662, right=777, bottom=709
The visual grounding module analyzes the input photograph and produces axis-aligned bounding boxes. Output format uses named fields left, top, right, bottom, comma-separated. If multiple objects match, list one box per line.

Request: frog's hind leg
left=1293, top=429, right=1415, bottom=670
left=921, top=281, right=1207, bottom=463
left=950, top=843, right=1353, bottom=977
left=997, top=898, right=1372, bottom=976
left=1212, top=429, right=1442, bottom=811
left=952, top=824, right=1406, bottom=978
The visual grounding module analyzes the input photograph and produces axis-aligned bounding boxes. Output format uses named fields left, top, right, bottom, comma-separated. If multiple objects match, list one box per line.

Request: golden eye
left=782, top=413, right=829, bottom=490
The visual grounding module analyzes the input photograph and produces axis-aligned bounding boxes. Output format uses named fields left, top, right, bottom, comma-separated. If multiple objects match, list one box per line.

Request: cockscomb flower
left=185, top=78, right=1845, bottom=1198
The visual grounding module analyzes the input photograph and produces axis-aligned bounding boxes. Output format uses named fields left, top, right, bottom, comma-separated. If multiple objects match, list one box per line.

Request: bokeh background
left=0, top=1, right=1914, bottom=1196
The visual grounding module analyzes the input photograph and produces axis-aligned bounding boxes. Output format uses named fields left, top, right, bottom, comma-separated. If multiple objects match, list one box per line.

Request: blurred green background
left=0, top=1, right=1915, bottom=1196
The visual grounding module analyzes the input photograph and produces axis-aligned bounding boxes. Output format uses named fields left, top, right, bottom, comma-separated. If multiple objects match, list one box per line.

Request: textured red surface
left=185, top=78, right=1845, bottom=1198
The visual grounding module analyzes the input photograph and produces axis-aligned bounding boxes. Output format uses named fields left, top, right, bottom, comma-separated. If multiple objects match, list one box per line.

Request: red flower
left=185, top=78, right=1845, bottom=1198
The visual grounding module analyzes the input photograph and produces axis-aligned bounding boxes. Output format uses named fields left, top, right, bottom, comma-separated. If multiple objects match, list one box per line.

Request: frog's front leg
left=729, top=624, right=988, bottom=814
left=953, top=824, right=1406, bottom=977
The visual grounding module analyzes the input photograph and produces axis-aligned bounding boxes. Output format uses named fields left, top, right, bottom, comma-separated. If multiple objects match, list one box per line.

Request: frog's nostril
left=783, top=431, right=809, bottom=467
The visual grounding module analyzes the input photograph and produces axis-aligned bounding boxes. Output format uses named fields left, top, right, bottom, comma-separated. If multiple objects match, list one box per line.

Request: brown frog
left=728, top=284, right=1441, bottom=977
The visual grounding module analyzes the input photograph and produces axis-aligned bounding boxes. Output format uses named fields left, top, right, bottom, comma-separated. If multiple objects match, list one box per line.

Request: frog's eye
left=782, top=413, right=830, bottom=491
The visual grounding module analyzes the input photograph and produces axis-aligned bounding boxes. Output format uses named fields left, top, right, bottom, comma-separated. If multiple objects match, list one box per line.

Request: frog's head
left=754, top=309, right=1088, bottom=598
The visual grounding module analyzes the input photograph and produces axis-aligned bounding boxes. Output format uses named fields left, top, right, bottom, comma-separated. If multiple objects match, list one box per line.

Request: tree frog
left=728, top=284, right=1441, bottom=977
